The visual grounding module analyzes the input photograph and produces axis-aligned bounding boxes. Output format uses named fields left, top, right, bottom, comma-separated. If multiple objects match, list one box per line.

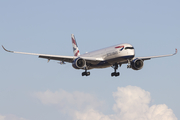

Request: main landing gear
left=111, top=63, right=120, bottom=77
left=82, top=68, right=90, bottom=76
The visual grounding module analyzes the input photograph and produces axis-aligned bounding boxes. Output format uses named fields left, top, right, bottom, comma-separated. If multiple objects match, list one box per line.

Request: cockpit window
left=125, top=47, right=134, bottom=50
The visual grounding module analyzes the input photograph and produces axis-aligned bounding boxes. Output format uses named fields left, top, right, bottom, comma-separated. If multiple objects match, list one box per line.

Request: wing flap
left=39, top=55, right=74, bottom=63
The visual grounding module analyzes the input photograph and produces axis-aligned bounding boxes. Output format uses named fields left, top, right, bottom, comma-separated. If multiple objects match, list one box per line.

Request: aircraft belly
left=88, top=55, right=134, bottom=69
left=106, top=56, right=127, bottom=64
left=89, top=63, right=111, bottom=69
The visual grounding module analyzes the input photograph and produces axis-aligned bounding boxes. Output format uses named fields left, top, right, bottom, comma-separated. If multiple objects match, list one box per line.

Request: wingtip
left=173, top=48, right=177, bottom=55
left=2, top=45, right=13, bottom=53
left=2, top=45, right=6, bottom=51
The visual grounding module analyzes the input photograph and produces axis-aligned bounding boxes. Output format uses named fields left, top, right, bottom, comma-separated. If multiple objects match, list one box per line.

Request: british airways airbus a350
left=2, top=34, right=177, bottom=77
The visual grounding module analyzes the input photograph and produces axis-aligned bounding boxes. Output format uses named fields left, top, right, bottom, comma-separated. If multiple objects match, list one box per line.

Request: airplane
left=2, top=34, right=177, bottom=77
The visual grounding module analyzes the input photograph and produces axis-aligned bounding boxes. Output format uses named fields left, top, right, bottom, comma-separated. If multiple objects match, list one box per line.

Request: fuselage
left=80, top=43, right=135, bottom=69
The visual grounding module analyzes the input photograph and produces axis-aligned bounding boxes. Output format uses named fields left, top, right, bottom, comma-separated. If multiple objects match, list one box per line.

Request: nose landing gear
left=111, top=63, right=120, bottom=77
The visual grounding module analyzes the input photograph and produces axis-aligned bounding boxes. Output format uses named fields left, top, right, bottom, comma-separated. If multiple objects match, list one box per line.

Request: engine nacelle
left=131, top=59, right=144, bottom=70
left=72, top=57, right=86, bottom=69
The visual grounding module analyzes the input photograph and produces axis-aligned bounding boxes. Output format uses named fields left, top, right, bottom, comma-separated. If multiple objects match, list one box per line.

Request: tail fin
left=71, top=34, right=80, bottom=56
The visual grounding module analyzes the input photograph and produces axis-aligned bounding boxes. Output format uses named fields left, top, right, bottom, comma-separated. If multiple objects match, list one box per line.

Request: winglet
left=173, top=48, right=177, bottom=55
left=2, top=45, right=14, bottom=53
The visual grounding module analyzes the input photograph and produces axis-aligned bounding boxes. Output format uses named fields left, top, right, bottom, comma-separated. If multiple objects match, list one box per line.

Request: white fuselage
left=79, top=43, right=135, bottom=69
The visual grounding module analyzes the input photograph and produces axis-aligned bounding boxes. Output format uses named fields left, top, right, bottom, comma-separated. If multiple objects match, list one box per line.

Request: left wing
left=2, top=45, right=103, bottom=63
left=137, top=48, right=177, bottom=60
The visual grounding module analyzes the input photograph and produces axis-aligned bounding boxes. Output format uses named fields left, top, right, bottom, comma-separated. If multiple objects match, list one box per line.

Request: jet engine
left=131, top=58, right=144, bottom=70
left=72, top=57, right=86, bottom=69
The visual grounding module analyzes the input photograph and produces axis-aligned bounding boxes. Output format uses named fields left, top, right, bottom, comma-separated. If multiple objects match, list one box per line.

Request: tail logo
left=71, top=34, right=80, bottom=56
left=73, top=47, right=76, bottom=51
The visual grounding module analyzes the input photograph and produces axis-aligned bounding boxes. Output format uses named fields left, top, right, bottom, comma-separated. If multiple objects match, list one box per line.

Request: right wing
left=2, top=46, right=103, bottom=63
left=137, top=48, right=177, bottom=60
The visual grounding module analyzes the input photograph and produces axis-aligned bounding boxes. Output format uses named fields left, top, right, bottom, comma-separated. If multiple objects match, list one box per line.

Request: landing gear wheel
left=111, top=72, right=115, bottom=77
left=115, top=72, right=120, bottom=77
left=86, top=72, right=90, bottom=76
left=82, top=66, right=90, bottom=77
left=82, top=72, right=90, bottom=76
left=111, top=63, right=120, bottom=77
left=82, top=72, right=85, bottom=76
left=111, top=72, right=120, bottom=77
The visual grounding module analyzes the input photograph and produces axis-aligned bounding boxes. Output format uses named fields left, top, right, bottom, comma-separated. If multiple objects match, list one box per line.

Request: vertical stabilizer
left=71, top=34, right=80, bottom=56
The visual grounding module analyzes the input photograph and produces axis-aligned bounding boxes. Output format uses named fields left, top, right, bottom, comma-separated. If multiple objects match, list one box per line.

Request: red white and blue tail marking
left=71, top=34, right=80, bottom=56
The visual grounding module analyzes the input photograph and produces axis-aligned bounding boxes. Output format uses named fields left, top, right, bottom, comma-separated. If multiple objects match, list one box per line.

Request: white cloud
left=111, top=86, right=177, bottom=120
left=0, top=115, right=5, bottom=120
left=0, top=114, right=27, bottom=120
left=35, top=89, right=104, bottom=113
left=74, top=109, right=112, bottom=120
left=35, top=86, right=177, bottom=120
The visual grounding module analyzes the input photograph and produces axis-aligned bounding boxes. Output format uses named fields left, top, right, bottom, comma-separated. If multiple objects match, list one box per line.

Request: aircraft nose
left=127, top=49, right=135, bottom=56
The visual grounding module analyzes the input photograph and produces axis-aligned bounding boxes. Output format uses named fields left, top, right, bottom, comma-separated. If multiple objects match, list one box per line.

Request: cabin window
left=125, top=47, right=134, bottom=49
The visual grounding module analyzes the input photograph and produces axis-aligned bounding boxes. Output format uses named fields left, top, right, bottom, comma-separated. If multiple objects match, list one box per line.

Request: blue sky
left=0, top=0, right=180, bottom=120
